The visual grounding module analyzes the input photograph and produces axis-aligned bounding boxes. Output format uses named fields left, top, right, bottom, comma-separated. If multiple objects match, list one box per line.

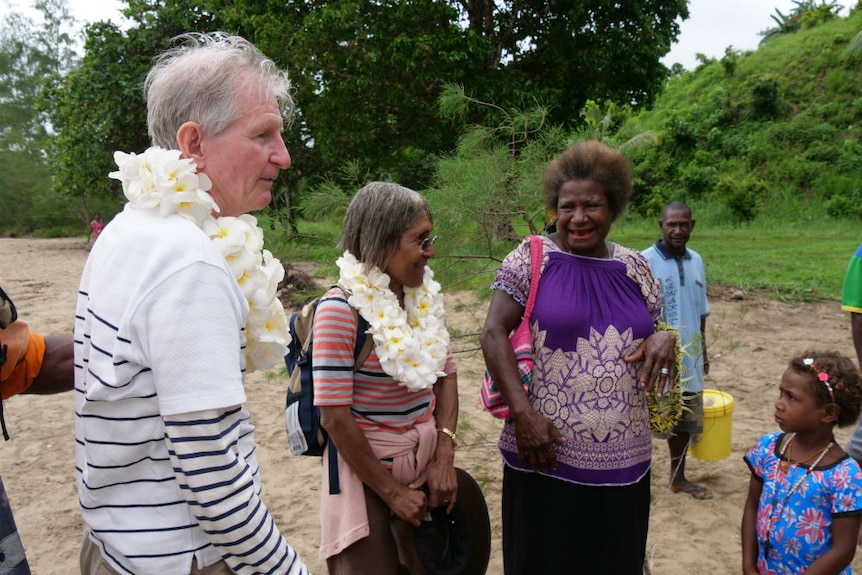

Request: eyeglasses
left=418, top=235, right=438, bottom=251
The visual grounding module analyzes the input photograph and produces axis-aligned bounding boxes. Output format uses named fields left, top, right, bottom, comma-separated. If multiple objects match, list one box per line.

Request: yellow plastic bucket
left=688, top=389, right=735, bottom=461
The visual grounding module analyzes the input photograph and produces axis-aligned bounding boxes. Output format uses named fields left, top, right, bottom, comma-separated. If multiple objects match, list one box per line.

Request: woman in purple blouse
left=480, top=140, right=677, bottom=575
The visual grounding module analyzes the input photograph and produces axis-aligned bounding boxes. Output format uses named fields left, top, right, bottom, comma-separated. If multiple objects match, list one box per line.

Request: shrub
left=824, top=194, right=860, bottom=218
left=747, top=73, right=783, bottom=120
left=716, top=173, right=765, bottom=223
left=679, top=164, right=715, bottom=197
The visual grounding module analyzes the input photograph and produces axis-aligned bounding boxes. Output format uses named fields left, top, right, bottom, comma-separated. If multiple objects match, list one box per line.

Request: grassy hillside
left=626, top=8, right=862, bottom=225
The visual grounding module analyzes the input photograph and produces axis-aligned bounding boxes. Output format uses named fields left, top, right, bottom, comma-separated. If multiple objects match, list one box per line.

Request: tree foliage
left=0, top=0, right=79, bottom=231
left=39, top=1, right=223, bottom=223
left=429, top=85, right=656, bottom=276
left=761, top=0, right=843, bottom=44
left=36, top=0, right=685, bottom=228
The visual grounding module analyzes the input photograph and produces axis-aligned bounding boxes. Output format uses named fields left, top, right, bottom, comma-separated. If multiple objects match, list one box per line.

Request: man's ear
left=176, top=121, right=206, bottom=169
left=690, top=219, right=696, bottom=231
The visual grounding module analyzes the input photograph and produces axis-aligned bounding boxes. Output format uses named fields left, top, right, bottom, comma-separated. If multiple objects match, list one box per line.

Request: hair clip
left=803, top=357, right=834, bottom=400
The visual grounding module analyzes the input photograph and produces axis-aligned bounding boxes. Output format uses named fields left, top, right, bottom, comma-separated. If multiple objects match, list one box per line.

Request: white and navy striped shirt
left=73, top=205, right=308, bottom=575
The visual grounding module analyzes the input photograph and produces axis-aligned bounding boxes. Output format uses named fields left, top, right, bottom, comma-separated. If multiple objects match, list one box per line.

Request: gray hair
left=145, top=32, right=293, bottom=149
left=338, top=182, right=432, bottom=271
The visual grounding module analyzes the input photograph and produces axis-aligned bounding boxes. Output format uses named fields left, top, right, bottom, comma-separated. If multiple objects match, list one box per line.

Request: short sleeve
left=828, top=458, right=862, bottom=514
left=490, top=239, right=532, bottom=307
left=490, top=236, right=555, bottom=307
left=312, top=288, right=359, bottom=406
left=619, top=245, right=663, bottom=323
left=696, top=253, right=710, bottom=318
left=842, top=244, right=862, bottom=313
left=744, top=432, right=780, bottom=481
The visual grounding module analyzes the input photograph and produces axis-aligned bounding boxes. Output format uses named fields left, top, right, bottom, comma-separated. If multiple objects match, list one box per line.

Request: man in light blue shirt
left=643, top=201, right=711, bottom=500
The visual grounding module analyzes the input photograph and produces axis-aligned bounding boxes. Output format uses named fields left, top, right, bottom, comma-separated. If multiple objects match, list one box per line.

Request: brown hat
left=391, top=467, right=491, bottom=575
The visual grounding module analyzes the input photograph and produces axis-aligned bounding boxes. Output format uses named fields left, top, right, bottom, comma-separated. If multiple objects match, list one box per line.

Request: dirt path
left=1, top=236, right=859, bottom=574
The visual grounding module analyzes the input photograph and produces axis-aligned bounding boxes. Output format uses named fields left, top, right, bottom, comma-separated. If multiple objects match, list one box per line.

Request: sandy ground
left=1, top=236, right=860, bottom=575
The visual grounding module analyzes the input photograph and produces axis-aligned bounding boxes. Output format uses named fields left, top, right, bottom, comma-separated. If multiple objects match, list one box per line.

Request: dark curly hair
left=788, top=350, right=862, bottom=427
left=542, top=140, right=633, bottom=222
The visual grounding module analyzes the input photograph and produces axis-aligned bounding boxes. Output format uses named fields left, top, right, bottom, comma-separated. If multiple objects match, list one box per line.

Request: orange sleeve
left=1, top=331, right=46, bottom=399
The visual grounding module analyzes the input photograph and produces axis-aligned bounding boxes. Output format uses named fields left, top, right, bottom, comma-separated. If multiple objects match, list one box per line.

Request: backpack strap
left=332, top=283, right=372, bottom=370
left=326, top=285, right=373, bottom=495
left=352, top=311, right=372, bottom=371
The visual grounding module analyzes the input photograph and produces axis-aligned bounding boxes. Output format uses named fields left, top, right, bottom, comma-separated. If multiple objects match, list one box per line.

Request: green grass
left=265, top=213, right=857, bottom=303
left=264, top=217, right=343, bottom=277
left=610, top=217, right=856, bottom=301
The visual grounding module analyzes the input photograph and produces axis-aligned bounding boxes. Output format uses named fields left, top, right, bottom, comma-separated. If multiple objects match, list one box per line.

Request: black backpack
left=284, top=287, right=371, bottom=494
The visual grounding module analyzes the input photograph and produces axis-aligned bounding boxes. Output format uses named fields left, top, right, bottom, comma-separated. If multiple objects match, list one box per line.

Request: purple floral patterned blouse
left=491, top=236, right=662, bottom=486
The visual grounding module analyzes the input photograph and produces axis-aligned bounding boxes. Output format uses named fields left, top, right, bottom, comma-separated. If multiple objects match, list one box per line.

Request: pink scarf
left=318, top=418, right=437, bottom=559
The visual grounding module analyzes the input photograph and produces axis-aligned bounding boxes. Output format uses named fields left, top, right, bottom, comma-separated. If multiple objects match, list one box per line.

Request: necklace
left=782, top=434, right=833, bottom=472
left=560, top=238, right=611, bottom=259
left=777, top=433, right=794, bottom=473
left=336, top=250, right=450, bottom=392
left=762, top=433, right=834, bottom=554
left=109, top=146, right=289, bottom=373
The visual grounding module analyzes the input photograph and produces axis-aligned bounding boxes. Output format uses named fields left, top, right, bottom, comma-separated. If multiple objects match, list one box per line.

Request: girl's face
left=774, top=368, right=829, bottom=432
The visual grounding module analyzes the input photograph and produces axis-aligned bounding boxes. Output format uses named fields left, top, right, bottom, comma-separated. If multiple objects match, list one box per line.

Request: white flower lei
left=109, top=146, right=290, bottom=373
left=336, top=250, right=449, bottom=392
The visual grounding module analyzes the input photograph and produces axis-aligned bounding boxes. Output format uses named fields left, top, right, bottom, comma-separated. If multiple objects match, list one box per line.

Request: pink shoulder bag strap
left=522, top=235, right=543, bottom=324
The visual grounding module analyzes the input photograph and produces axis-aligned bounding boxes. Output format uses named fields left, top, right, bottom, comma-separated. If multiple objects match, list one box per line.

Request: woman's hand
left=321, top=404, right=430, bottom=526
left=511, top=409, right=565, bottom=473
left=624, top=330, right=677, bottom=395
left=388, top=484, right=430, bottom=527
left=412, top=372, right=459, bottom=514
left=414, top=454, right=458, bottom=514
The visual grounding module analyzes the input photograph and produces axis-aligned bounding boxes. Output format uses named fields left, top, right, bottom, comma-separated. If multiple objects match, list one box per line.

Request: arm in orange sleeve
left=0, top=323, right=46, bottom=399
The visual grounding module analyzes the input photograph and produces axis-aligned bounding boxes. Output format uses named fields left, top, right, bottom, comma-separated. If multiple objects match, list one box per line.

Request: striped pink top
left=312, top=286, right=456, bottom=433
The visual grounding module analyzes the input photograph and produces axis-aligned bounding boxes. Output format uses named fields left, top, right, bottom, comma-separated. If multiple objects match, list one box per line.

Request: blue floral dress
left=744, top=432, right=862, bottom=574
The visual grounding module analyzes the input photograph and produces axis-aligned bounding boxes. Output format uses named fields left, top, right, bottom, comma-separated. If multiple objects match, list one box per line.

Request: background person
left=314, top=182, right=459, bottom=574
left=0, top=282, right=74, bottom=574
left=642, top=201, right=712, bottom=500
left=480, top=140, right=677, bottom=574
left=87, top=212, right=105, bottom=243
left=842, top=243, right=862, bottom=465
left=840, top=243, right=862, bottom=547
left=742, top=351, right=862, bottom=574
left=73, top=33, right=308, bottom=575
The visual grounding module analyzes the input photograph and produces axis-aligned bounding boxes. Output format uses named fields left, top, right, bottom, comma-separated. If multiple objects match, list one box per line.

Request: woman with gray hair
left=313, top=182, right=459, bottom=574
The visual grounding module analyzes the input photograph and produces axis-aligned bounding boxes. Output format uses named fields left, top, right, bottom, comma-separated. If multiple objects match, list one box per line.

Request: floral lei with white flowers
left=336, top=250, right=450, bottom=392
left=109, top=146, right=289, bottom=373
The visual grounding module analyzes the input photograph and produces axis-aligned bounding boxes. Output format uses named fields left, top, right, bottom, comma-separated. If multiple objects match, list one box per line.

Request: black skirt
left=502, top=464, right=650, bottom=575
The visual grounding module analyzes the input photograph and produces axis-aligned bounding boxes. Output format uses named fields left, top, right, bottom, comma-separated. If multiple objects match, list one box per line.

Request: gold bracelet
left=437, top=427, right=458, bottom=447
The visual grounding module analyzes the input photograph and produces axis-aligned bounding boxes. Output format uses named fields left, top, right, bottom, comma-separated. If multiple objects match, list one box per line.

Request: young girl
left=742, top=351, right=862, bottom=575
